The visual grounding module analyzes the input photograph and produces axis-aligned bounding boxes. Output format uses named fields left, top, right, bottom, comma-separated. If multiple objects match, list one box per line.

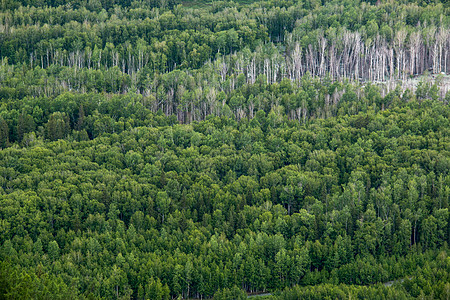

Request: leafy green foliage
left=0, top=91, right=449, bottom=298
left=1, top=0, right=450, bottom=298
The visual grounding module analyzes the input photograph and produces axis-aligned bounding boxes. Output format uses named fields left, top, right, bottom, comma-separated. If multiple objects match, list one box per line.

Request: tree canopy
left=0, top=0, right=450, bottom=298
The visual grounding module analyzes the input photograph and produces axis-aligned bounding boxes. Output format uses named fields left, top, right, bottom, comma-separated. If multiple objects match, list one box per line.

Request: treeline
left=1, top=69, right=447, bottom=146
left=1, top=0, right=181, bottom=11
left=0, top=93, right=449, bottom=298
left=1, top=0, right=450, bottom=83
left=1, top=0, right=450, bottom=128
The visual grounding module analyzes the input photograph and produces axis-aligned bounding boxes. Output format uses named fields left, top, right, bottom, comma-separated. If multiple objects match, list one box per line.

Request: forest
left=0, top=0, right=450, bottom=299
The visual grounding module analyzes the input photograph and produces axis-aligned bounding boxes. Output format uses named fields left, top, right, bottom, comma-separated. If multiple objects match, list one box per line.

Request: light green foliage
left=0, top=94, right=448, bottom=298
left=1, top=0, right=450, bottom=299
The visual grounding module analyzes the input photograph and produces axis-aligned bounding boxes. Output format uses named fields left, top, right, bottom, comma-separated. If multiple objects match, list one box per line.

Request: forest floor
left=407, top=73, right=450, bottom=86
left=403, top=73, right=450, bottom=97
left=368, top=73, right=450, bottom=97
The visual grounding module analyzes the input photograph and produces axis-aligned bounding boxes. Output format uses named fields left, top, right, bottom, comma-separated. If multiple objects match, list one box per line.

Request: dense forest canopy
left=0, top=0, right=450, bottom=299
